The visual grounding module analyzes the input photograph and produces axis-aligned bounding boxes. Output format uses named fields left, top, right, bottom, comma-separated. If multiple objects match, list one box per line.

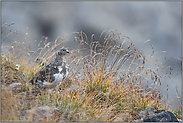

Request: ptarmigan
left=29, top=48, right=69, bottom=90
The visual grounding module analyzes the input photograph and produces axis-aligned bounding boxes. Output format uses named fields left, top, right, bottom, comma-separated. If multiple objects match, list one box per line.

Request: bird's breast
left=53, top=73, right=65, bottom=82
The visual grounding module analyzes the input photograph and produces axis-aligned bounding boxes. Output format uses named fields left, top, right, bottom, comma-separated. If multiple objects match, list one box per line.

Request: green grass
left=1, top=24, right=182, bottom=122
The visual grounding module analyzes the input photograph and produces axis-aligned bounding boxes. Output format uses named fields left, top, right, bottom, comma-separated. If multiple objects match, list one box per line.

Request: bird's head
left=58, top=48, right=70, bottom=56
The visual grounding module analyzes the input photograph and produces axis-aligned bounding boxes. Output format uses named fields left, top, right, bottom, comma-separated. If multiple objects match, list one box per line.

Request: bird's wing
left=30, top=63, right=59, bottom=84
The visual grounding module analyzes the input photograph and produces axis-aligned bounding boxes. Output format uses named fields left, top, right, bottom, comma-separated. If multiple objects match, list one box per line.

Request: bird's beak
left=66, top=50, right=69, bottom=53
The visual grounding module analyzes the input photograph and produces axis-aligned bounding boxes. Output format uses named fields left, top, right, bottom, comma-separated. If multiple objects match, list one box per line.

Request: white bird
left=29, top=48, right=69, bottom=91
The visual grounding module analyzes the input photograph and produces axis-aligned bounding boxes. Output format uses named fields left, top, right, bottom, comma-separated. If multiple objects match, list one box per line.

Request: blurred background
left=1, top=1, right=181, bottom=109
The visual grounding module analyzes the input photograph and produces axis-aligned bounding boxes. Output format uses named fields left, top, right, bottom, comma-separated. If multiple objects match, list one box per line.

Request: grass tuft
left=1, top=25, right=182, bottom=122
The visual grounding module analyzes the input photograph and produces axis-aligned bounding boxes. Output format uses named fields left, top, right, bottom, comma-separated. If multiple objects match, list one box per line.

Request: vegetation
left=1, top=23, right=182, bottom=122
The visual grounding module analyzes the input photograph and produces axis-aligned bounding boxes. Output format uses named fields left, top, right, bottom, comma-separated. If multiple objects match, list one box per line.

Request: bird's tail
left=29, top=79, right=34, bottom=84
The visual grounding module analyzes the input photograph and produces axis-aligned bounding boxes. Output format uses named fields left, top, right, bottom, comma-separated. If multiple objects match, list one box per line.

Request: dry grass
left=1, top=23, right=182, bottom=122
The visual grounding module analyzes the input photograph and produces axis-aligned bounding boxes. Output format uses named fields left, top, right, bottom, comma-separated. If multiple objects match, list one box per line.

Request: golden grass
left=1, top=24, right=182, bottom=122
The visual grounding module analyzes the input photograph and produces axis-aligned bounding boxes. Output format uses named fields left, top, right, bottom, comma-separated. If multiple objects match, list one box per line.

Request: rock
left=6, top=83, right=22, bottom=91
left=134, top=108, right=182, bottom=122
left=8, top=82, right=22, bottom=89
left=21, top=106, right=60, bottom=122
left=143, top=111, right=179, bottom=122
